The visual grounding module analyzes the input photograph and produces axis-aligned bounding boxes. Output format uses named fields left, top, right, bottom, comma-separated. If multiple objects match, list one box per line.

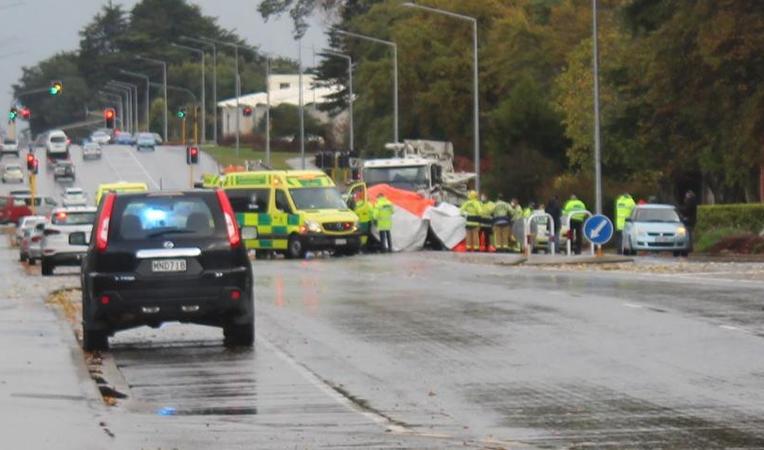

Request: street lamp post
left=136, top=55, right=168, bottom=142
left=182, top=36, right=217, bottom=144
left=119, top=70, right=151, bottom=132
left=402, top=2, right=481, bottom=192
left=202, top=38, right=241, bottom=156
left=298, top=40, right=305, bottom=169
left=336, top=29, right=398, bottom=144
left=110, top=81, right=138, bottom=134
left=171, top=42, right=206, bottom=144
left=324, top=49, right=354, bottom=155
left=592, top=0, right=603, bottom=215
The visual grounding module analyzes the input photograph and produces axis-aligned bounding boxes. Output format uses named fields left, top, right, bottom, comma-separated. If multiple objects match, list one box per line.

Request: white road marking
left=719, top=325, right=742, bottom=331
left=623, top=303, right=643, bottom=309
left=123, top=147, right=160, bottom=189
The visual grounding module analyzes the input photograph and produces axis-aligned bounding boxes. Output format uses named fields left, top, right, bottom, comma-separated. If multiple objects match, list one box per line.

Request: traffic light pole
left=29, top=172, right=36, bottom=215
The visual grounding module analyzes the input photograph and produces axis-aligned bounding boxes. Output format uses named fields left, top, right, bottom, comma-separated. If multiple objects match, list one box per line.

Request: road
left=3, top=146, right=764, bottom=448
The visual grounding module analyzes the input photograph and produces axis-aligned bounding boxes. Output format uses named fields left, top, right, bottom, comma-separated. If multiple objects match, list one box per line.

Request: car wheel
left=41, top=258, right=54, bottom=276
left=286, top=235, right=305, bottom=259
left=28, top=258, right=36, bottom=266
left=19, top=252, right=26, bottom=262
left=82, top=328, right=109, bottom=351
left=224, top=322, right=254, bottom=348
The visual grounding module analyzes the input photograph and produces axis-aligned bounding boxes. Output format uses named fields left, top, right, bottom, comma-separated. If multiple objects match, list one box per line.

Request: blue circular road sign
left=583, top=214, right=614, bottom=245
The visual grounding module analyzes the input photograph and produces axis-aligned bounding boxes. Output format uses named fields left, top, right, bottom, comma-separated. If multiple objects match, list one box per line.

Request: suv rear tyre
left=41, top=258, right=54, bottom=276
left=224, top=323, right=254, bottom=348
left=82, top=328, right=109, bottom=351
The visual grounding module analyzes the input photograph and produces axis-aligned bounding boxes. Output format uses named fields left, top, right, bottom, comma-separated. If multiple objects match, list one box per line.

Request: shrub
left=696, top=204, right=764, bottom=235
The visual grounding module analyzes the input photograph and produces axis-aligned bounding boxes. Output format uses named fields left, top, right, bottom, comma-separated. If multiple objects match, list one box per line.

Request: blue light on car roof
left=143, top=208, right=167, bottom=222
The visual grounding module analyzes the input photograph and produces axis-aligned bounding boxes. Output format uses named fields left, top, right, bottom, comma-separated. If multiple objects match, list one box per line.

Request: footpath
left=0, top=236, right=111, bottom=449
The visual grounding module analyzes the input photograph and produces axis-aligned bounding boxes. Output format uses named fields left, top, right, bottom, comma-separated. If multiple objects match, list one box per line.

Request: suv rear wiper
left=146, top=229, right=195, bottom=238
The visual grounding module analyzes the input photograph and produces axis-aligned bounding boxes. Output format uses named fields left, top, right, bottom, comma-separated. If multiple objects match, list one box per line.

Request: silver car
left=622, top=204, right=690, bottom=256
left=16, top=215, right=47, bottom=245
left=20, top=220, right=47, bottom=264
left=82, top=142, right=102, bottom=160
left=40, top=206, right=97, bottom=276
left=2, top=164, right=24, bottom=183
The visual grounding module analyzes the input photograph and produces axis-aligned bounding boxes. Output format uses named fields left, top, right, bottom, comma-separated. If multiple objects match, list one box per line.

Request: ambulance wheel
left=286, top=235, right=305, bottom=259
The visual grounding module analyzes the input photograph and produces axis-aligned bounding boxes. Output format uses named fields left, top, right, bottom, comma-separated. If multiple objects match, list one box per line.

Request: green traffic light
left=177, top=110, right=186, bottom=119
left=8, top=112, right=16, bottom=121
left=49, top=87, right=58, bottom=95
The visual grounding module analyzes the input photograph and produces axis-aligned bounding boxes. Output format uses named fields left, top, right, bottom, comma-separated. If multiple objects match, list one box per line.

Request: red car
left=0, top=195, right=57, bottom=225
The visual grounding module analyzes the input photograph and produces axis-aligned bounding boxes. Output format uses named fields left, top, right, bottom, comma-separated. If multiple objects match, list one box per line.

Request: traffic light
left=49, top=80, right=63, bottom=96
left=104, top=108, right=116, bottom=128
left=20, top=107, right=30, bottom=120
left=186, top=146, right=199, bottom=165
left=177, top=108, right=187, bottom=120
left=8, top=107, right=17, bottom=122
left=26, top=154, right=38, bottom=174
left=242, top=106, right=253, bottom=117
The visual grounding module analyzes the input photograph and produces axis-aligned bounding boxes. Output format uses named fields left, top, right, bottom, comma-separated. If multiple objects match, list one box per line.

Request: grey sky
left=0, top=0, right=328, bottom=110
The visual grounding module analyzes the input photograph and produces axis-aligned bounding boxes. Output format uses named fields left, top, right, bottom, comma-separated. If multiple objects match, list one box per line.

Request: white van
left=45, top=130, right=70, bottom=166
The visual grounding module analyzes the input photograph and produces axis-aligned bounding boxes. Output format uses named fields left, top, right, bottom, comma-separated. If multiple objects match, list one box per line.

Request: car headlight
left=305, top=220, right=322, bottom=233
left=676, top=226, right=687, bottom=236
left=352, top=221, right=359, bottom=232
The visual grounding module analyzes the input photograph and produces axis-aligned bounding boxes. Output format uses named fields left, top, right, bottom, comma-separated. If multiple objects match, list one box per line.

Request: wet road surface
left=6, top=147, right=764, bottom=448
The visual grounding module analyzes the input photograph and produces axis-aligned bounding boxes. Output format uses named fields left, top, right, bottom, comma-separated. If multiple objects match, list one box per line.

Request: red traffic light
left=104, top=109, right=115, bottom=119
left=186, top=146, right=199, bottom=165
left=20, top=107, right=30, bottom=120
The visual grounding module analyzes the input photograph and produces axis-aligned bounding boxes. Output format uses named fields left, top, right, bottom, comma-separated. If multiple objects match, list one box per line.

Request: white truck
left=361, top=140, right=476, bottom=204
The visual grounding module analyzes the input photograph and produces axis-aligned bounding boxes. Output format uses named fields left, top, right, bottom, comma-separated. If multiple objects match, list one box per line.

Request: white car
left=2, top=164, right=24, bottom=183
left=62, top=187, right=88, bottom=207
left=15, top=215, right=47, bottom=245
left=40, top=207, right=97, bottom=276
left=19, top=219, right=48, bottom=264
left=622, top=204, right=691, bottom=257
left=91, top=131, right=111, bottom=145
left=82, top=142, right=102, bottom=160
left=1, top=138, right=19, bottom=158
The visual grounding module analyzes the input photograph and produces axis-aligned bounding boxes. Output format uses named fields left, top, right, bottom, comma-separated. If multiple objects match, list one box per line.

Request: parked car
left=135, top=132, right=156, bottom=152
left=19, top=219, right=47, bottom=264
left=1, top=138, right=20, bottom=158
left=82, top=142, right=102, bottom=160
left=79, top=190, right=254, bottom=350
left=15, top=215, right=47, bottom=245
left=113, top=132, right=136, bottom=145
left=62, top=187, right=88, bottom=207
left=90, top=131, right=111, bottom=145
left=40, top=206, right=97, bottom=276
left=152, top=133, right=163, bottom=145
left=2, top=164, right=24, bottom=183
left=0, top=195, right=58, bottom=225
left=622, top=204, right=690, bottom=257
left=53, top=161, right=76, bottom=181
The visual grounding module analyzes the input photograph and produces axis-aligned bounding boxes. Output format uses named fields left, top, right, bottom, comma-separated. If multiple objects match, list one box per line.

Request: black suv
left=78, top=189, right=254, bottom=351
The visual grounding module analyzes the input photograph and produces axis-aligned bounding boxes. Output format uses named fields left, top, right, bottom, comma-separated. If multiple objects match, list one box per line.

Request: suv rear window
left=113, top=195, right=224, bottom=240
left=52, top=211, right=96, bottom=225
left=226, top=189, right=270, bottom=213
left=4, top=139, right=15, bottom=145
left=50, top=136, right=66, bottom=143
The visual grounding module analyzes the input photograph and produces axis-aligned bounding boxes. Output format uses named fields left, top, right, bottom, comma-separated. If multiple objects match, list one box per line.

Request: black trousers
left=615, top=230, right=623, bottom=254
left=572, top=220, right=583, bottom=254
left=379, top=230, right=392, bottom=252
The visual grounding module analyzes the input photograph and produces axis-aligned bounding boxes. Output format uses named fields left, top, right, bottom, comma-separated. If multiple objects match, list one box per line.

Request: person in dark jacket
left=680, top=190, right=698, bottom=250
left=545, top=195, right=562, bottom=249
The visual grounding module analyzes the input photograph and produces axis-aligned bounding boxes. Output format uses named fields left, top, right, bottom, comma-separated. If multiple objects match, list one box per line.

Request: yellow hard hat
left=468, top=190, right=478, bottom=200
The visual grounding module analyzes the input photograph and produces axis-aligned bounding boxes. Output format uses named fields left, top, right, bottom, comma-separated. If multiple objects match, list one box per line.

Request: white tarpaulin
left=423, top=202, right=466, bottom=249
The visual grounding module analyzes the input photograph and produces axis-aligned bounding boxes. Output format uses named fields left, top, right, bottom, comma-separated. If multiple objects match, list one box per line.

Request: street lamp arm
left=401, top=2, right=477, bottom=23
left=335, top=29, right=396, bottom=47
left=151, top=82, right=197, bottom=103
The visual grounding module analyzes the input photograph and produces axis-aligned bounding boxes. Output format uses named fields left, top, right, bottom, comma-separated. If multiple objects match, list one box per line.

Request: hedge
left=696, top=204, right=764, bottom=236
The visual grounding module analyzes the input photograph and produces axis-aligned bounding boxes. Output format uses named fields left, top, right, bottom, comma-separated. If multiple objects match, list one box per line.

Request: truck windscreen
left=363, top=166, right=428, bottom=190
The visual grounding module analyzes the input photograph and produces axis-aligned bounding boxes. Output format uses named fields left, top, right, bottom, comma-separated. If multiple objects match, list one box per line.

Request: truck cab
left=209, top=171, right=362, bottom=258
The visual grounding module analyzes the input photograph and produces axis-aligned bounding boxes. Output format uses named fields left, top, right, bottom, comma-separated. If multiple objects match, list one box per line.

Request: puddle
left=157, top=405, right=258, bottom=416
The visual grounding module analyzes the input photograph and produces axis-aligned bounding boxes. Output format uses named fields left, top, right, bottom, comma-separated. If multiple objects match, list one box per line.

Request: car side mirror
left=68, top=232, right=87, bottom=246
left=625, top=218, right=632, bottom=223
left=346, top=198, right=356, bottom=210
left=193, top=182, right=204, bottom=189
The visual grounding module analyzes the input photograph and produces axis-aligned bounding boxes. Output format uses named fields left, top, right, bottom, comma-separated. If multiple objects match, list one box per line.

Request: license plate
left=655, top=236, right=672, bottom=243
left=335, top=238, right=347, bottom=245
left=151, top=259, right=187, bottom=273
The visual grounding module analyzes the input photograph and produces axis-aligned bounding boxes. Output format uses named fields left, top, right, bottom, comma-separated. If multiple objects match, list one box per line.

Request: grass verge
left=203, top=145, right=295, bottom=170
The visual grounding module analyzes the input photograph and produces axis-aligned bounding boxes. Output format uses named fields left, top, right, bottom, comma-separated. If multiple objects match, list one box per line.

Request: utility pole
left=592, top=0, right=603, bottom=215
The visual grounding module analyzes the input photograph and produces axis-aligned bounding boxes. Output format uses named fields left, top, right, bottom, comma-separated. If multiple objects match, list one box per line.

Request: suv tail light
left=216, top=189, right=240, bottom=248
left=96, top=193, right=116, bottom=252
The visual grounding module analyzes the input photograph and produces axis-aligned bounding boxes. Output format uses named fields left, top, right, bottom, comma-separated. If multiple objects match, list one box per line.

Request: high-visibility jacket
left=510, top=205, right=523, bottom=221
left=614, top=194, right=636, bottom=231
left=493, top=200, right=512, bottom=225
left=460, top=199, right=483, bottom=227
left=563, top=199, right=587, bottom=221
left=373, top=197, right=394, bottom=231
left=480, top=201, right=495, bottom=228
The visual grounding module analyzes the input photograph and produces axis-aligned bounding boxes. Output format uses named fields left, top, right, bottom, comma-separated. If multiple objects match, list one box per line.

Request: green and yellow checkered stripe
left=237, top=213, right=300, bottom=251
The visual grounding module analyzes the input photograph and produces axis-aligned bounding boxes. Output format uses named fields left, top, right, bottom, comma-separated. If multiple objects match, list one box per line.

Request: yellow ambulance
left=95, top=182, right=149, bottom=205
left=207, top=170, right=362, bottom=258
